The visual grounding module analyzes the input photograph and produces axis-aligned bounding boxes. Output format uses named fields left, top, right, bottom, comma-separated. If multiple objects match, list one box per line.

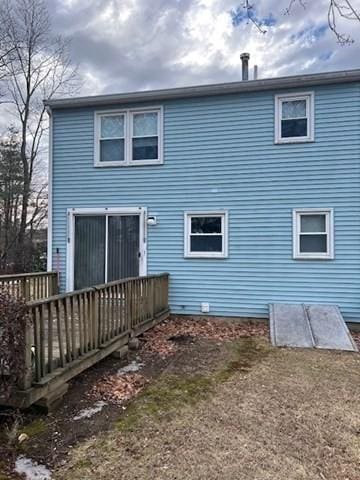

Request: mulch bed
left=87, top=317, right=269, bottom=405
left=142, top=316, right=269, bottom=358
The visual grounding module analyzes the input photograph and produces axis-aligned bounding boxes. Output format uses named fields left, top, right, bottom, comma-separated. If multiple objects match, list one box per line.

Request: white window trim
left=94, top=110, right=127, bottom=167
left=94, top=106, right=163, bottom=167
left=275, top=92, right=315, bottom=144
left=66, top=207, right=147, bottom=291
left=292, top=208, right=334, bottom=260
left=184, top=211, right=228, bottom=259
left=129, top=108, right=163, bottom=165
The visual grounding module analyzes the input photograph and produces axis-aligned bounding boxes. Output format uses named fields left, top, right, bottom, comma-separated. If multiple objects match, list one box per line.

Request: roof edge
left=44, top=68, right=360, bottom=109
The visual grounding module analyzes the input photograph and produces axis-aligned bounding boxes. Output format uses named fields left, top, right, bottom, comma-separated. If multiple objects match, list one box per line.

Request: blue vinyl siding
left=51, top=82, right=360, bottom=321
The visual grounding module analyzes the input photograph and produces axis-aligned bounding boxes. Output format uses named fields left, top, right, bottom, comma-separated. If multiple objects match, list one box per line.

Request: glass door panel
left=107, top=215, right=140, bottom=281
left=74, top=216, right=106, bottom=290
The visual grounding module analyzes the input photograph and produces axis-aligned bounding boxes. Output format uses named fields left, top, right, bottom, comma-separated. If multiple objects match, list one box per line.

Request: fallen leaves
left=142, top=317, right=269, bottom=358
left=90, top=373, right=147, bottom=405
left=89, top=318, right=269, bottom=403
left=351, top=331, right=360, bottom=350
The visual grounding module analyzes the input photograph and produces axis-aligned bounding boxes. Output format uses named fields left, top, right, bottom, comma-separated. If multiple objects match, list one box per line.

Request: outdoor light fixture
left=147, top=216, right=157, bottom=226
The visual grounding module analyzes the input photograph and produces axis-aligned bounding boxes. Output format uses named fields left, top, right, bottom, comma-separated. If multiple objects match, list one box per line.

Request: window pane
left=282, top=100, right=306, bottom=119
left=301, top=214, right=326, bottom=233
left=100, top=139, right=124, bottom=162
left=191, top=217, right=222, bottom=234
left=101, top=115, right=124, bottom=138
left=133, top=112, right=158, bottom=137
left=108, top=216, right=139, bottom=281
left=74, top=216, right=105, bottom=290
left=190, top=235, right=223, bottom=252
left=281, top=118, right=307, bottom=138
left=300, top=234, right=327, bottom=253
left=132, top=137, right=158, bottom=160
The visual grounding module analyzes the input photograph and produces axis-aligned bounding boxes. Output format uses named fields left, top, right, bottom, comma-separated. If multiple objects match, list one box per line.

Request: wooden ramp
left=269, top=304, right=358, bottom=352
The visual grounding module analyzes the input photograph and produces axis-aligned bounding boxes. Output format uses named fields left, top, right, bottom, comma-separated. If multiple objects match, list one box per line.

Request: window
left=275, top=92, right=314, bottom=143
left=94, top=107, right=163, bottom=166
left=184, top=212, right=228, bottom=258
left=131, top=111, right=159, bottom=162
left=293, top=209, right=334, bottom=260
left=98, top=113, right=125, bottom=164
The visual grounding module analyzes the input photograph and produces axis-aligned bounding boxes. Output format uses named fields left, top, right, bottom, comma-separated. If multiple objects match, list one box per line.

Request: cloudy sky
left=49, top=0, right=360, bottom=97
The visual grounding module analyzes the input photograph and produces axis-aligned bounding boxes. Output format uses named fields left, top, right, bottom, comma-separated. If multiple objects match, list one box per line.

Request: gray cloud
left=36, top=0, right=360, bottom=96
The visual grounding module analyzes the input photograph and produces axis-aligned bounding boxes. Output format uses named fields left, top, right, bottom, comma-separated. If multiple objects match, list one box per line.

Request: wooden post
left=51, top=273, right=59, bottom=296
left=21, top=277, right=30, bottom=301
left=17, top=315, right=33, bottom=391
left=47, top=303, right=53, bottom=373
left=93, top=290, right=100, bottom=348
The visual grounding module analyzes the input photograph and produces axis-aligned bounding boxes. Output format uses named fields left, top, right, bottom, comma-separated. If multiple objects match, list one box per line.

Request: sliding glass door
left=74, top=214, right=140, bottom=290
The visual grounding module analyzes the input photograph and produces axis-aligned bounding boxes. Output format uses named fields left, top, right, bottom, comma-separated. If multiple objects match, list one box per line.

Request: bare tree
left=238, top=0, right=360, bottom=44
left=0, top=0, right=78, bottom=271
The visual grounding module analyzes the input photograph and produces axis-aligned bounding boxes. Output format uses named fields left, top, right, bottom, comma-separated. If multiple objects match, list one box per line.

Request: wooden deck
left=1, top=273, right=170, bottom=408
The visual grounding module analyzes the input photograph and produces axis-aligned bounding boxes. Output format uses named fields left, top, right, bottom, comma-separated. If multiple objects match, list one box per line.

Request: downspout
left=45, top=104, right=53, bottom=273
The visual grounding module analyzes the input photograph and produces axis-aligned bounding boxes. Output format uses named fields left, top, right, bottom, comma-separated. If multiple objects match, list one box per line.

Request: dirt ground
left=1, top=317, right=359, bottom=480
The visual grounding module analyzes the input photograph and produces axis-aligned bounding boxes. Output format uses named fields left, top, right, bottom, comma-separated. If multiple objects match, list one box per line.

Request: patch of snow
left=15, top=456, right=52, bottom=480
left=117, top=360, right=144, bottom=376
left=73, top=400, right=107, bottom=420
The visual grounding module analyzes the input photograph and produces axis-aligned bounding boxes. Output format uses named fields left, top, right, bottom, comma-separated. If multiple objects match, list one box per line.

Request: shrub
left=0, top=290, right=30, bottom=398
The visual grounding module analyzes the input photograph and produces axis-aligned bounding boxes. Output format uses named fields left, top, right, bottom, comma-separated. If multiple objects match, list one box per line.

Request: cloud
left=24, top=0, right=360, bottom=96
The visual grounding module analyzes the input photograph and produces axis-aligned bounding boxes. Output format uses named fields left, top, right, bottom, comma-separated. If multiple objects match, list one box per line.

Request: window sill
left=293, top=255, right=334, bottom=260
left=94, top=159, right=163, bottom=168
left=185, top=253, right=228, bottom=259
left=275, top=137, right=314, bottom=145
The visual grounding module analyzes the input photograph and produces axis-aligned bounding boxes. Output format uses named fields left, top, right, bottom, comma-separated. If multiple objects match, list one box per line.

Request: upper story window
left=94, top=107, right=163, bottom=167
left=184, top=211, right=228, bottom=258
left=99, top=113, right=125, bottom=163
left=275, top=92, right=314, bottom=144
left=293, top=208, right=334, bottom=260
left=131, top=111, right=159, bottom=162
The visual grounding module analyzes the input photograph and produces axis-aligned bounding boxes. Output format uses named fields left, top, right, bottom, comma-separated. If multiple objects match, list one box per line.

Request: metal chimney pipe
left=240, top=52, right=250, bottom=81
left=253, top=65, right=258, bottom=80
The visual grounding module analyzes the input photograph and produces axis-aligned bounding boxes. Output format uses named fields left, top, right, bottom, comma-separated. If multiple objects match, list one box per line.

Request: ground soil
left=0, top=318, right=359, bottom=480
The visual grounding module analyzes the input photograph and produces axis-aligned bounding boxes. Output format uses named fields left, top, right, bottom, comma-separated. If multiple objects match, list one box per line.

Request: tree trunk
left=15, top=129, right=30, bottom=272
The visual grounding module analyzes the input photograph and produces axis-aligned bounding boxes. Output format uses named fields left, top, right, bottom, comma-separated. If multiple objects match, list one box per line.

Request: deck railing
left=19, top=273, right=169, bottom=397
left=0, top=272, right=58, bottom=301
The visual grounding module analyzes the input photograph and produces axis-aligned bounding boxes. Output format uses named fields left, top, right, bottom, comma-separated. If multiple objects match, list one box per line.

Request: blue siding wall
left=51, top=82, right=360, bottom=321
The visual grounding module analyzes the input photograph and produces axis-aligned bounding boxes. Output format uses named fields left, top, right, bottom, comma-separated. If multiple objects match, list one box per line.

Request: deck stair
left=269, top=303, right=358, bottom=352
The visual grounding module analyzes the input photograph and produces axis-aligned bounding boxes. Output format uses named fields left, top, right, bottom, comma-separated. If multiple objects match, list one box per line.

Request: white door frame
left=66, top=207, right=147, bottom=291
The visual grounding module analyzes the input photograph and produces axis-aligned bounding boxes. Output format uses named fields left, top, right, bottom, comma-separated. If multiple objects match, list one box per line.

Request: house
left=44, top=58, right=360, bottom=324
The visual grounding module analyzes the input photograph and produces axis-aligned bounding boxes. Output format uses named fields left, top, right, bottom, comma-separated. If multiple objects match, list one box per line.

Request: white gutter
left=43, top=68, right=360, bottom=109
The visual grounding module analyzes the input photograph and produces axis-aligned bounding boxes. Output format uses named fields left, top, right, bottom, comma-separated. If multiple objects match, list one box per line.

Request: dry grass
left=55, top=339, right=360, bottom=480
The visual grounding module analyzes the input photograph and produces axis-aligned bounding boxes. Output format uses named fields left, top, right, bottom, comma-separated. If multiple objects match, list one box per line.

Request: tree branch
left=285, top=0, right=360, bottom=45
